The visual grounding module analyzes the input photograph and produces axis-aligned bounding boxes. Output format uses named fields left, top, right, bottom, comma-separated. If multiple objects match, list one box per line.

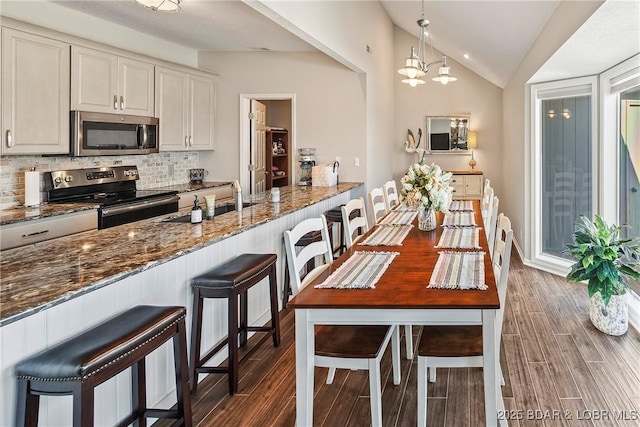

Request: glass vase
left=418, top=206, right=436, bottom=231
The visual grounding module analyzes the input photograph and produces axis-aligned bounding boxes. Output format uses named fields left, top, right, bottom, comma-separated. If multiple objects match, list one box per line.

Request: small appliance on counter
left=297, top=148, right=316, bottom=186
left=189, top=168, right=208, bottom=184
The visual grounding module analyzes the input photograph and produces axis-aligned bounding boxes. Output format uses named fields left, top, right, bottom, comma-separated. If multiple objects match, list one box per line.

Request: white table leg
left=483, top=309, right=498, bottom=427
left=295, top=309, right=315, bottom=426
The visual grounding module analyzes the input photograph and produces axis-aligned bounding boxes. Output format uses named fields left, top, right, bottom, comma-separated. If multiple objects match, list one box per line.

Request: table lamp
left=467, top=130, right=478, bottom=170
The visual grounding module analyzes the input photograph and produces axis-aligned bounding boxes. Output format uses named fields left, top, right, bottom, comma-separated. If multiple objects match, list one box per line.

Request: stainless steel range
left=44, top=166, right=179, bottom=229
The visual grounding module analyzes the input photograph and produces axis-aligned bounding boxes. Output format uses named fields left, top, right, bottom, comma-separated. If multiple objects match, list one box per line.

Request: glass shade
left=401, top=78, right=426, bottom=87
left=432, top=66, right=457, bottom=85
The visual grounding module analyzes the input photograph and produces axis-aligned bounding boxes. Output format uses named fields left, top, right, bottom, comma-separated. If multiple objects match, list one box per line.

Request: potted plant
left=566, top=215, right=640, bottom=335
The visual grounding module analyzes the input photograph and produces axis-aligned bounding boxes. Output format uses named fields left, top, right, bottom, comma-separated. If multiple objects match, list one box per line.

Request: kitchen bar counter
left=0, top=183, right=362, bottom=326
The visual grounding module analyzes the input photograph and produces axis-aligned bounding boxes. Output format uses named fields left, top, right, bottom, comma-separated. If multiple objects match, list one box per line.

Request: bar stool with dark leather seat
left=189, top=253, right=280, bottom=395
left=15, top=305, right=192, bottom=427
left=325, top=205, right=361, bottom=258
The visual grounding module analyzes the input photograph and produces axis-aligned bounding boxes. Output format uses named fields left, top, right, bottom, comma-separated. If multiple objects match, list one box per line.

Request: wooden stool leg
left=239, top=291, right=248, bottom=347
left=173, top=318, right=193, bottom=427
left=131, top=359, right=147, bottom=427
left=16, top=379, right=39, bottom=427
left=189, top=288, right=204, bottom=393
left=269, top=264, right=281, bottom=347
left=228, top=291, right=240, bottom=394
left=72, top=381, right=94, bottom=426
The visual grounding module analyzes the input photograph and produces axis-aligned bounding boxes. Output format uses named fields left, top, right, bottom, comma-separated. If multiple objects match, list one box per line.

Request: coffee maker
left=297, top=148, right=316, bottom=186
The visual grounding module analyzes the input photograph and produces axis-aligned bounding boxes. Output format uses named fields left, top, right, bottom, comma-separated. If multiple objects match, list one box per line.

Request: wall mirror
left=426, top=115, right=470, bottom=152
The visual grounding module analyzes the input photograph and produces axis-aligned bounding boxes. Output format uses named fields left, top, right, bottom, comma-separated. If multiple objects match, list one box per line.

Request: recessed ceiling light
left=463, top=53, right=471, bottom=60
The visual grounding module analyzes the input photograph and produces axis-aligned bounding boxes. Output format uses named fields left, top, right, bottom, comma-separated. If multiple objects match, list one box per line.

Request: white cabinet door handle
left=185, top=136, right=188, bottom=147
left=189, top=136, right=192, bottom=147
left=120, top=96, right=124, bottom=110
left=6, top=130, right=12, bottom=148
left=113, top=95, right=118, bottom=110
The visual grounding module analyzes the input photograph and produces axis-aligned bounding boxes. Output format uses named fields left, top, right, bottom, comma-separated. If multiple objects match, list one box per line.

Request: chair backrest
left=368, top=187, right=388, bottom=224
left=487, top=196, right=500, bottom=252
left=383, top=180, right=400, bottom=210
left=481, top=186, right=494, bottom=226
left=342, top=197, right=370, bottom=249
left=492, top=213, right=513, bottom=341
left=483, top=178, right=491, bottom=195
left=283, top=215, right=334, bottom=295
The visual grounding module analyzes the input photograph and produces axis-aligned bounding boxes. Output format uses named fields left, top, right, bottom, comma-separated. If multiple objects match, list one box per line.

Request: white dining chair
left=383, top=180, right=400, bottom=211
left=487, top=196, right=500, bottom=259
left=481, top=186, right=494, bottom=227
left=342, top=197, right=370, bottom=248
left=483, top=178, right=491, bottom=196
left=368, top=187, right=388, bottom=224
left=283, top=215, right=401, bottom=426
left=416, top=213, right=513, bottom=427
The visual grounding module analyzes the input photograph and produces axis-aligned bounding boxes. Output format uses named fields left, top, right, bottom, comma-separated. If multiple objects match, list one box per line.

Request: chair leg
left=428, top=366, right=436, bottom=383
left=269, top=264, right=281, bottom=347
left=228, top=291, right=240, bottom=395
left=73, top=381, right=94, bottom=426
left=239, top=290, right=248, bottom=347
left=131, top=359, right=147, bottom=427
left=16, top=379, right=39, bottom=427
left=417, top=357, right=427, bottom=427
left=368, top=359, right=383, bottom=427
left=173, top=319, right=193, bottom=427
left=326, top=367, right=336, bottom=384
left=392, top=325, right=401, bottom=385
left=404, top=324, right=413, bottom=360
left=189, top=288, right=204, bottom=393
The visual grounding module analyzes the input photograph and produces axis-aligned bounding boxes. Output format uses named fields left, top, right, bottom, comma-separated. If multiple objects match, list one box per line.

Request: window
left=530, top=77, right=597, bottom=270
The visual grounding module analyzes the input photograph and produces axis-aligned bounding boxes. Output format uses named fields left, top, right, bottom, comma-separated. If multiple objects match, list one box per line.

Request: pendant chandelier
left=135, top=0, right=181, bottom=12
left=397, top=0, right=456, bottom=87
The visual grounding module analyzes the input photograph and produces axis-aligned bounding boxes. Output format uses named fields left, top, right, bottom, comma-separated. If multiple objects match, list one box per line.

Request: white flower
left=399, top=162, right=451, bottom=213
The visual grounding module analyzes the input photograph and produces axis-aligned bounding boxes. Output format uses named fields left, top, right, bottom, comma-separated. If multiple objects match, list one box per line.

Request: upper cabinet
left=156, top=66, right=215, bottom=151
left=71, top=46, right=154, bottom=116
left=1, top=28, right=70, bottom=155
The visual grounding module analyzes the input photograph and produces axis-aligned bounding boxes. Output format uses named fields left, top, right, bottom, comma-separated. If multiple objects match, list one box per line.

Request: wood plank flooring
left=171, top=252, right=640, bottom=426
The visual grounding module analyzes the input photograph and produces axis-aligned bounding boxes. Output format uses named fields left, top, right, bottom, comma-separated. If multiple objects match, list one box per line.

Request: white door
left=250, top=100, right=267, bottom=194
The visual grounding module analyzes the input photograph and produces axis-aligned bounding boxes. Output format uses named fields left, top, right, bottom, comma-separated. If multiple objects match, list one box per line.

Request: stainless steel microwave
left=71, top=111, right=159, bottom=156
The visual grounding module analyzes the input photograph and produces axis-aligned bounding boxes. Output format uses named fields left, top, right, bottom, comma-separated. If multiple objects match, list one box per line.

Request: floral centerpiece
left=399, top=162, right=453, bottom=231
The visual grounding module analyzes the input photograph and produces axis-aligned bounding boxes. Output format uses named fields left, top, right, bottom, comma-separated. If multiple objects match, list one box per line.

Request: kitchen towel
left=428, top=251, right=487, bottom=290
left=315, top=251, right=399, bottom=289
left=24, top=169, right=40, bottom=207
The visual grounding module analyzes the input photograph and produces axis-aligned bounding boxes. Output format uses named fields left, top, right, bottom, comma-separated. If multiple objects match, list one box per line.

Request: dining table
left=287, top=200, right=506, bottom=426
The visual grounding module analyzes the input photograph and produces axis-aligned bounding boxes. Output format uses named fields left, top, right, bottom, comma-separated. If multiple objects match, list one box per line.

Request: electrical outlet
left=354, top=157, right=360, bottom=167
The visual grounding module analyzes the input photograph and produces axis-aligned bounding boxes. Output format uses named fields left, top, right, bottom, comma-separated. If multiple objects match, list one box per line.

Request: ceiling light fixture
left=135, top=0, right=181, bottom=12
left=397, top=0, right=456, bottom=87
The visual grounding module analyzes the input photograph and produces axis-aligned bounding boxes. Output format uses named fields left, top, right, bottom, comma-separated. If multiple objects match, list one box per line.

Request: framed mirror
left=426, top=115, right=470, bottom=152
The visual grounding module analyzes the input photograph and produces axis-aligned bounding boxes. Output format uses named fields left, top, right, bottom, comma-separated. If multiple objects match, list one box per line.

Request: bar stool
left=325, top=206, right=346, bottom=258
left=15, top=305, right=192, bottom=427
left=281, top=220, right=333, bottom=309
left=189, top=253, right=280, bottom=395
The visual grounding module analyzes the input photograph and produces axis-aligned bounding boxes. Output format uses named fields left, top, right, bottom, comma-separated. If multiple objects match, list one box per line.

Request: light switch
left=354, top=157, right=360, bottom=167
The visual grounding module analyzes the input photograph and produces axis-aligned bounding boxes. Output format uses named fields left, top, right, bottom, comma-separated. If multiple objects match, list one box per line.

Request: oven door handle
left=101, top=195, right=179, bottom=217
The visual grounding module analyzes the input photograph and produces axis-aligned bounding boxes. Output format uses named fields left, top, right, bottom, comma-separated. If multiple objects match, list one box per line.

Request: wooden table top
left=288, top=200, right=499, bottom=310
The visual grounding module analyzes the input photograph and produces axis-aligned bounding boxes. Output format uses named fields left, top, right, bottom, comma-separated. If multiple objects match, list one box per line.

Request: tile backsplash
left=0, top=152, right=200, bottom=209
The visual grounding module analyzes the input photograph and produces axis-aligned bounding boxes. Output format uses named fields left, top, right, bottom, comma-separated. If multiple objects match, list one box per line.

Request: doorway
left=239, top=94, right=295, bottom=195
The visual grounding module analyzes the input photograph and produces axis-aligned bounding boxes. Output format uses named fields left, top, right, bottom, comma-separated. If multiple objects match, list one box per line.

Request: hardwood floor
left=173, top=252, right=640, bottom=426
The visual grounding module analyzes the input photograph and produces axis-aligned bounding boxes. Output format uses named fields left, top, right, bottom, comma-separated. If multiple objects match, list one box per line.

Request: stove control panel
left=45, top=166, right=139, bottom=190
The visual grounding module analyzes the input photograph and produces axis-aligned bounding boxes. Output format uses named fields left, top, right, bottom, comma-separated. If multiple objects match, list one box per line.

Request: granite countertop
left=0, top=183, right=363, bottom=326
left=0, top=181, right=232, bottom=226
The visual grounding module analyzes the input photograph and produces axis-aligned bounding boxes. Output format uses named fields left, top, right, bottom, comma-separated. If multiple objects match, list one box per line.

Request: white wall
left=248, top=0, right=396, bottom=191
left=197, top=52, right=366, bottom=183
left=393, top=27, right=503, bottom=193
left=503, top=0, right=603, bottom=256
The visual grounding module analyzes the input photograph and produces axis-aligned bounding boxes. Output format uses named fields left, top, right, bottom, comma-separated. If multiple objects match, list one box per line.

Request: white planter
left=590, top=292, right=628, bottom=335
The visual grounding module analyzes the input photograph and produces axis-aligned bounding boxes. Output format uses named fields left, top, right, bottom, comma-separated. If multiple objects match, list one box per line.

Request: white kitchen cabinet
left=0, top=210, right=97, bottom=250
left=450, top=172, right=483, bottom=200
left=71, top=46, right=154, bottom=116
left=1, top=28, right=70, bottom=155
left=156, top=66, right=215, bottom=151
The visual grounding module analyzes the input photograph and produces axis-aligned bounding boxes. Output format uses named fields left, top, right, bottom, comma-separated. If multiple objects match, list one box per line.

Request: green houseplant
left=566, top=215, right=640, bottom=335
